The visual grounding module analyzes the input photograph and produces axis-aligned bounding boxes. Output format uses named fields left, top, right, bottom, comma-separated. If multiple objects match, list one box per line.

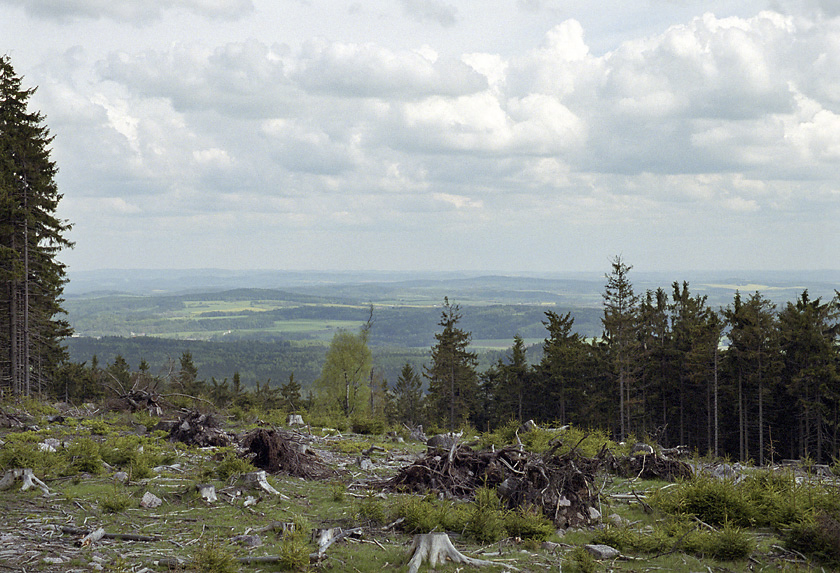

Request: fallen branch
left=62, top=526, right=161, bottom=543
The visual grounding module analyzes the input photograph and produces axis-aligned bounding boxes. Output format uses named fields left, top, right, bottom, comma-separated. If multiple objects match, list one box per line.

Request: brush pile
left=168, top=411, right=233, bottom=447
left=382, top=440, right=607, bottom=528
left=241, top=428, right=336, bottom=480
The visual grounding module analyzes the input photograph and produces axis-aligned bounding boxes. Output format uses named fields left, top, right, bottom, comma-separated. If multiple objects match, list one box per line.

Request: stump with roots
left=406, top=533, right=511, bottom=573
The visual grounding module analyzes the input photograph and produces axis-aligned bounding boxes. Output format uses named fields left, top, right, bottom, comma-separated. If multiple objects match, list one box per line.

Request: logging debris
left=240, top=428, right=336, bottom=480
left=167, top=411, right=233, bottom=447
left=381, top=441, right=608, bottom=528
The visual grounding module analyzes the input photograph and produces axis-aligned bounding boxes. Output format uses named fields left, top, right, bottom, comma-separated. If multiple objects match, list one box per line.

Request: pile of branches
left=241, top=428, right=336, bottom=480
left=168, top=411, right=233, bottom=447
left=620, top=451, right=693, bottom=481
left=381, top=440, right=607, bottom=528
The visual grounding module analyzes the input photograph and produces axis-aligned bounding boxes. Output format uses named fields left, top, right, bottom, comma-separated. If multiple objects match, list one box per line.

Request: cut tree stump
left=0, top=468, right=50, bottom=495
left=406, top=533, right=514, bottom=573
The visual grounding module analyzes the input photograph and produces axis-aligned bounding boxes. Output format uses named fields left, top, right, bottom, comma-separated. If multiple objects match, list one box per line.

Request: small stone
left=588, top=507, right=602, bottom=521
left=585, top=544, right=620, bottom=560
left=140, top=491, right=162, bottom=508
left=43, top=557, right=65, bottom=564
left=357, top=457, right=374, bottom=471
left=608, top=513, right=628, bottom=527
left=231, top=534, right=262, bottom=547
left=113, top=471, right=129, bottom=483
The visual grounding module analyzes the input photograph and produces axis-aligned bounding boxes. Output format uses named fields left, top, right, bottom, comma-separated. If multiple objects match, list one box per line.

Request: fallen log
left=406, top=532, right=517, bottom=573
left=61, top=526, right=161, bottom=543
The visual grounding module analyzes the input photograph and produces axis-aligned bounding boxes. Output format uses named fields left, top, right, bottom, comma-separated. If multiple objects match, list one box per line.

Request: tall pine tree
left=0, top=55, right=73, bottom=396
left=425, top=298, right=478, bottom=431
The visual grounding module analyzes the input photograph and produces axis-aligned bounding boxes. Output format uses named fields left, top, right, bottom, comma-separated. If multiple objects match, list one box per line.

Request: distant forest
left=60, top=262, right=840, bottom=465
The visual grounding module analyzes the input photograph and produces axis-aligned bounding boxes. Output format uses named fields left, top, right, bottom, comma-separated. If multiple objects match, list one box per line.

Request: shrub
left=356, top=493, right=387, bottom=525
left=785, top=512, right=840, bottom=566
left=191, top=540, right=238, bottom=573
left=564, top=546, right=599, bottom=573
left=215, top=450, right=256, bottom=480
left=697, top=522, right=755, bottom=561
left=277, top=518, right=311, bottom=572
left=652, top=474, right=754, bottom=527
left=350, top=416, right=386, bottom=435
left=66, top=438, right=103, bottom=475
left=0, top=431, right=51, bottom=472
left=466, top=487, right=505, bottom=543
left=504, top=505, right=554, bottom=541
left=100, top=490, right=133, bottom=513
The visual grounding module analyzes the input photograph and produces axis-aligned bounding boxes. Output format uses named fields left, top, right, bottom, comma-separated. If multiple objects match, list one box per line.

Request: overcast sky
left=2, top=0, right=839, bottom=273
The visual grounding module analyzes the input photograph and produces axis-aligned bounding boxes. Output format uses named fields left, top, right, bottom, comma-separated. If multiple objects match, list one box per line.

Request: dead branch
left=62, top=526, right=160, bottom=543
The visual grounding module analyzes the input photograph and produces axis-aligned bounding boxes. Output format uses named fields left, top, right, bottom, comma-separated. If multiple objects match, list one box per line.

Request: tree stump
left=406, top=533, right=504, bottom=573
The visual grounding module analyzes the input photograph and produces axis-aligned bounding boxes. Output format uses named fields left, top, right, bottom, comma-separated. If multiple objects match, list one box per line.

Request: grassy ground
left=0, top=403, right=832, bottom=572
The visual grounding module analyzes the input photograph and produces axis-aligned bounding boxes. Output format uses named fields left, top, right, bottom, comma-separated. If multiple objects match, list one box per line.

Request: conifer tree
left=601, top=256, right=640, bottom=440
left=0, top=55, right=73, bottom=396
left=425, top=298, right=478, bottom=431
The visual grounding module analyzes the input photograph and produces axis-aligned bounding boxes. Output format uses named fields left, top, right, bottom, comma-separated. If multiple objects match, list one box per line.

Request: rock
left=357, top=457, right=374, bottom=471
left=140, top=491, right=162, bottom=508
left=584, top=544, right=620, bottom=560
left=231, top=534, right=262, bottom=547
left=608, top=513, right=629, bottom=527
left=113, top=471, right=129, bottom=483
left=588, top=506, right=602, bottom=522
left=427, top=432, right=461, bottom=450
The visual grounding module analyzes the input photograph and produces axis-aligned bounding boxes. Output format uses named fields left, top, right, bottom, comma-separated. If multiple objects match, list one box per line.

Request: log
left=406, top=533, right=516, bottom=573
left=62, top=526, right=160, bottom=542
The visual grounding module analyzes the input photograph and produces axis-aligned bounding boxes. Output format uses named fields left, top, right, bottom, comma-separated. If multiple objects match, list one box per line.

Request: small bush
left=330, top=481, right=346, bottom=502
left=652, top=474, right=754, bottom=527
left=100, top=490, right=133, bottom=513
left=396, top=496, right=444, bottom=533
left=351, top=416, right=386, bottom=435
left=66, top=438, right=103, bottom=475
left=565, top=545, right=599, bottom=573
left=215, top=451, right=256, bottom=480
left=786, top=512, right=840, bottom=566
left=277, top=519, right=311, bottom=572
left=357, top=493, right=387, bottom=525
left=80, top=418, right=111, bottom=436
left=191, top=540, right=238, bottom=573
left=0, top=432, right=51, bottom=472
left=466, top=487, right=505, bottom=543
left=504, top=505, right=554, bottom=541
left=697, top=522, right=755, bottom=560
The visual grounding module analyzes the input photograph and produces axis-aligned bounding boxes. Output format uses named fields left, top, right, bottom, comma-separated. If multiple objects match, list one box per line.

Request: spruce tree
left=0, top=55, right=73, bottom=396
left=425, top=298, right=478, bottom=431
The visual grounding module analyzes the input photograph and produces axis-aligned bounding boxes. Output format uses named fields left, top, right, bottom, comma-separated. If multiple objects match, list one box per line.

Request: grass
left=0, top=402, right=836, bottom=572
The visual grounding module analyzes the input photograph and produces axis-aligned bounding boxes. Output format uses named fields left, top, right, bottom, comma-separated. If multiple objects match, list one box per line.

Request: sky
left=2, top=0, right=839, bottom=274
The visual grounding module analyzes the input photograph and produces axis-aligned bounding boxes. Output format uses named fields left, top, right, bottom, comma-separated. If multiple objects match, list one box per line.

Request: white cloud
left=1, top=0, right=253, bottom=22
left=399, top=0, right=458, bottom=27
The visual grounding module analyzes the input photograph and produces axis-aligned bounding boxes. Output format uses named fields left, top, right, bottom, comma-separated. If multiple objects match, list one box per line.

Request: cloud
left=399, top=0, right=458, bottom=27
left=294, top=40, right=486, bottom=98
left=2, top=0, right=253, bottom=22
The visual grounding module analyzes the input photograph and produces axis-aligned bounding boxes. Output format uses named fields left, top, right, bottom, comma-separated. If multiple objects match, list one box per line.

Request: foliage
left=215, top=450, right=257, bottom=480
left=314, top=328, right=373, bottom=418
left=66, top=437, right=103, bottom=475
left=0, top=54, right=74, bottom=398
left=466, top=487, right=506, bottom=543
left=564, top=545, right=599, bottom=573
left=277, top=515, right=312, bottom=572
left=0, top=431, right=51, bottom=472
left=190, top=539, right=238, bottom=573
left=350, top=415, right=386, bottom=435
left=504, top=505, right=554, bottom=541
left=785, top=512, right=840, bottom=566
left=99, top=489, right=133, bottom=513
left=425, top=298, right=479, bottom=431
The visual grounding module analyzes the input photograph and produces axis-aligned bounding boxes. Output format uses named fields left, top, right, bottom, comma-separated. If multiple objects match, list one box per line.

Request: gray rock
left=584, top=544, right=620, bottom=560
left=140, top=491, right=162, bottom=508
